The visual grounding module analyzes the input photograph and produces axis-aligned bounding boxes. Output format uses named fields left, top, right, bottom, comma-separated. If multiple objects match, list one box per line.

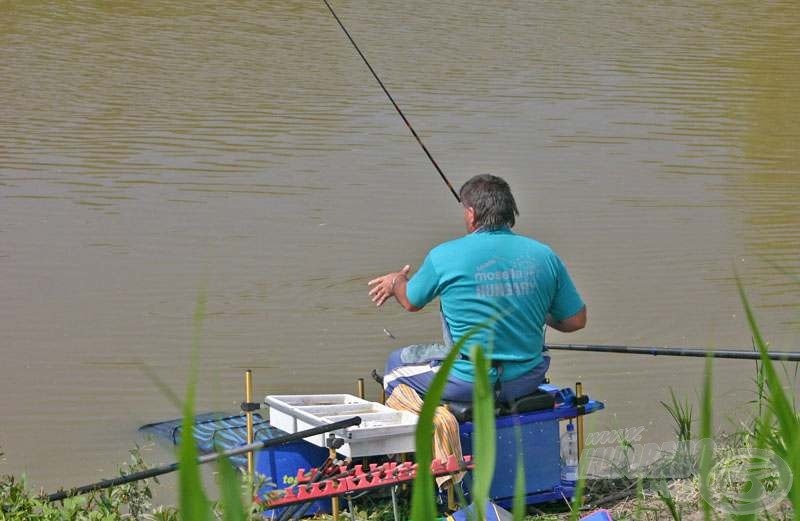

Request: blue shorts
left=383, top=343, right=550, bottom=403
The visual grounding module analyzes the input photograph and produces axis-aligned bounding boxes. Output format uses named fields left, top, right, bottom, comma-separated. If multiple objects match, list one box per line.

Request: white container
left=560, top=422, right=578, bottom=482
left=266, top=394, right=419, bottom=457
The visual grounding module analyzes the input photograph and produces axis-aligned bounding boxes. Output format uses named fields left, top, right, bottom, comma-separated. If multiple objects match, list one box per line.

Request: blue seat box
left=458, top=392, right=603, bottom=508
left=255, top=436, right=332, bottom=516
left=459, top=408, right=564, bottom=508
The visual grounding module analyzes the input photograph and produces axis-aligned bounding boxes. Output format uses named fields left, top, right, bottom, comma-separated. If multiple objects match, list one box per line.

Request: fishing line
left=319, top=5, right=800, bottom=366
left=321, top=0, right=461, bottom=203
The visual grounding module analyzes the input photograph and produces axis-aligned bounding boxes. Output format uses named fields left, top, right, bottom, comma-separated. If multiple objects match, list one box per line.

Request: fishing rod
left=545, top=343, right=800, bottom=362
left=45, top=415, right=362, bottom=503
left=321, top=1, right=800, bottom=366
left=321, top=0, right=461, bottom=203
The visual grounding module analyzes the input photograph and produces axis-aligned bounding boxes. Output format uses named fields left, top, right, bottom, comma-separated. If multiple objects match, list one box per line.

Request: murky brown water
left=2, top=0, right=799, bottom=494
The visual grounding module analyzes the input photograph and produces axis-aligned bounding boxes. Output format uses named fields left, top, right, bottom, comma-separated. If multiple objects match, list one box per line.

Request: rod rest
left=443, top=389, right=555, bottom=423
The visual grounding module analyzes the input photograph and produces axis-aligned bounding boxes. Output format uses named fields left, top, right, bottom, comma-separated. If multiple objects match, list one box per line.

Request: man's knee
left=384, top=348, right=405, bottom=373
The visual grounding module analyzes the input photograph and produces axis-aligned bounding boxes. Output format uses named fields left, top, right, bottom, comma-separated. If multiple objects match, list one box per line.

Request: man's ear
left=466, top=206, right=477, bottom=229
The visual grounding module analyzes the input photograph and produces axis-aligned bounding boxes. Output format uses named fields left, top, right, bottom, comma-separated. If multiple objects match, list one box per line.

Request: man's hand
left=368, top=265, right=412, bottom=307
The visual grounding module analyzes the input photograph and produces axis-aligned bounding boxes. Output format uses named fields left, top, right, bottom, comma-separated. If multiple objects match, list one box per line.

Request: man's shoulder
left=430, top=234, right=471, bottom=252
left=499, top=232, right=557, bottom=256
left=521, top=235, right=556, bottom=255
left=419, top=236, right=477, bottom=269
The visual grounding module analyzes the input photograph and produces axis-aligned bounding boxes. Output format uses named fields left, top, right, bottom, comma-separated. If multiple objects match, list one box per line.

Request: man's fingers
left=368, top=271, right=397, bottom=307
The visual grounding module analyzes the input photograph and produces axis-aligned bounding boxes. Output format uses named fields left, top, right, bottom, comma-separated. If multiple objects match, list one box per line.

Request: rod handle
left=245, top=370, right=255, bottom=477
left=575, top=381, right=584, bottom=460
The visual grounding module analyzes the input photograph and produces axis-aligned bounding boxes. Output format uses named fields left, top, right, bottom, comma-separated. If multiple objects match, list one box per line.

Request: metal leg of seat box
left=391, top=485, right=400, bottom=521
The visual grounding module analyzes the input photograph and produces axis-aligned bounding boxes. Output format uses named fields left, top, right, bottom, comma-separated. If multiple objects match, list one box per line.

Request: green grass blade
left=698, top=355, right=713, bottom=521
left=410, top=331, right=477, bottom=521
left=786, top=434, right=800, bottom=514
left=178, top=291, right=213, bottom=521
left=512, top=420, right=525, bottom=521
left=216, top=456, right=245, bottom=521
left=761, top=257, right=800, bottom=285
left=654, top=480, right=681, bottom=521
left=736, top=276, right=800, bottom=514
left=634, top=478, right=644, bottom=521
left=470, top=345, right=495, bottom=521
left=138, top=362, right=184, bottom=411
left=660, top=387, right=693, bottom=443
left=736, top=278, right=798, bottom=442
left=568, top=451, right=587, bottom=521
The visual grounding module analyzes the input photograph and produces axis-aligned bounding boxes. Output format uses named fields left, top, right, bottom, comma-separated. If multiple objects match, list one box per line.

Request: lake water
left=1, top=0, right=798, bottom=494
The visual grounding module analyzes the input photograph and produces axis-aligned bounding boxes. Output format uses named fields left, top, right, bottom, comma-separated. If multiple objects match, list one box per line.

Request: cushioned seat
left=443, top=389, right=555, bottom=423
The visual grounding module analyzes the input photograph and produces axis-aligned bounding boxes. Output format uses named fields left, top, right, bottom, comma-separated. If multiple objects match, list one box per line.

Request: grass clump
left=575, top=276, right=798, bottom=521
left=0, top=447, right=165, bottom=521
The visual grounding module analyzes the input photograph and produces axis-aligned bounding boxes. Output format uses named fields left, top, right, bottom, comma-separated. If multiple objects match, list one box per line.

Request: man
left=368, top=174, right=586, bottom=404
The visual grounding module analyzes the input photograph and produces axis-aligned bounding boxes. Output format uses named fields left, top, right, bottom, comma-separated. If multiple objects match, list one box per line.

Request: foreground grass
left=0, top=447, right=169, bottom=521
left=2, top=281, right=797, bottom=520
left=4, top=372, right=793, bottom=521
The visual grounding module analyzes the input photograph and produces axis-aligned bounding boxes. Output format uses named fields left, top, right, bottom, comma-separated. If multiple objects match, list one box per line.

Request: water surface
left=1, top=0, right=799, bottom=491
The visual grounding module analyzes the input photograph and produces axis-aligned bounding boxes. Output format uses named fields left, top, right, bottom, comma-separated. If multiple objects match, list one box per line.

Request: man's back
left=369, top=174, right=585, bottom=402
left=406, top=227, right=583, bottom=383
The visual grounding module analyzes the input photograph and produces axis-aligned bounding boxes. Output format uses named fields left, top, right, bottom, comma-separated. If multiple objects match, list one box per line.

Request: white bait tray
left=265, top=394, right=418, bottom=457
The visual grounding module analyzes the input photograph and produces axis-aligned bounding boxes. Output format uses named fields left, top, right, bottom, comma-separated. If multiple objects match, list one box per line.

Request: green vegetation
left=0, top=447, right=165, bottom=521
left=2, top=281, right=797, bottom=520
left=565, top=279, right=798, bottom=521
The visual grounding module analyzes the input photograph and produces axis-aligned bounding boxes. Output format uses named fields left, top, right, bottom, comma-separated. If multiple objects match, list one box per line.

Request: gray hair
left=459, top=174, right=519, bottom=229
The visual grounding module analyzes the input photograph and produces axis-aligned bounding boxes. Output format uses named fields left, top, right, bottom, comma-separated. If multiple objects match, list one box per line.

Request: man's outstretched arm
left=547, top=306, right=587, bottom=333
left=368, top=264, right=421, bottom=311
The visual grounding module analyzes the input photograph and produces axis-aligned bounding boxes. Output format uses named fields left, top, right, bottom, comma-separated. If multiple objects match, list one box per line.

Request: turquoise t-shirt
left=406, top=227, right=584, bottom=383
